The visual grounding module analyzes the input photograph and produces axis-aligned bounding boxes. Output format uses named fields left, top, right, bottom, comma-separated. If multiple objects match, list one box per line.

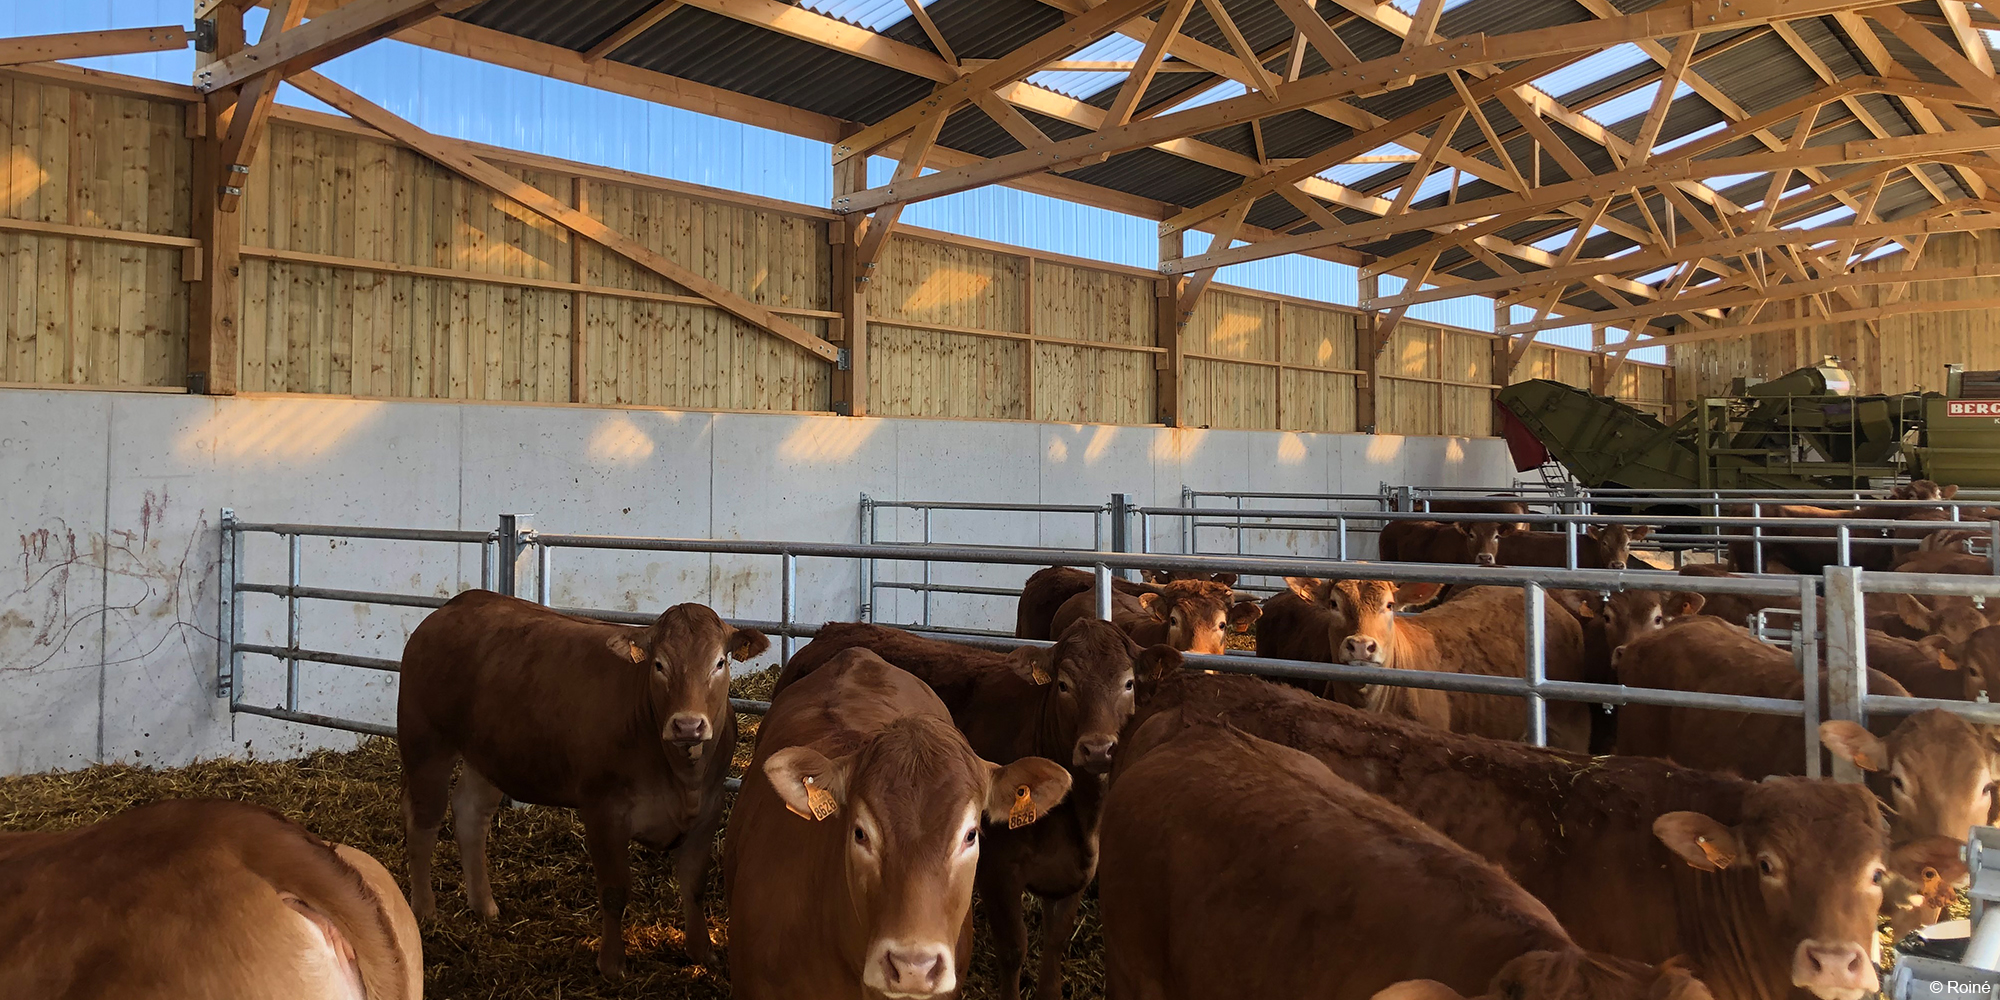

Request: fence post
left=1523, top=581, right=1548, bottom=747
left=217, top=508, right=237, bottom=699
left=1094, top=562, right=1113, bottom=622
left=781, top=553, right=797, bottom=668
left=857, top=493, right=874, bottom=623
left=495, top=514, right=535, bottom=599
left=286, top=532, right=302, bottom=712
left=1988, top=518, right=1999, bottom=566
left=1750, top=502, right=1764, bottom=573
left=1110, top=492, right=1137, bottom=581
left=1823, top=565, right=1868, bottom=783
left=1797, top=575, right=1821, bottom=779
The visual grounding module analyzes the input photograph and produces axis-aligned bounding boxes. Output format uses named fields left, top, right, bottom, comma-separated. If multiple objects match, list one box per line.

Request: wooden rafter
left=855, top=105, right=950, bottom=269
left=213, top=0, right=309, bottom=212
left=583, top=0, right=685, bottom=63
left=1177, top=201, right=1253, bottom=324
left=195, top=0, right=457, bottom=92
left=288, top=70, right=843, bottom=364
left=0, top=26, right=189, bottom=67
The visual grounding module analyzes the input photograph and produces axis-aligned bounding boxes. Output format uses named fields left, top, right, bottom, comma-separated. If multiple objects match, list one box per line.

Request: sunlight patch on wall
left=777, top=416, right=877, bottom=462
left=182, top=398, right=386, bottom=461
left=588, top=415, right=656, bottom=463
left=900, top=268, right=993, bottom=314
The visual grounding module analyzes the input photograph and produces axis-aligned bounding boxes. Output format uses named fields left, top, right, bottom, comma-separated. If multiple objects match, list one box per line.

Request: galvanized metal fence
left=216, top=506, right=2000, bottom=782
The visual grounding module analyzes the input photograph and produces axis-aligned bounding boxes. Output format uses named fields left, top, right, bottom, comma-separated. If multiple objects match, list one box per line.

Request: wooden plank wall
left=236, top=119, right=832, bottom=409
left=1675, top=232, right=2000, bottom=399
left=0, top=75, right=191, bottom=388
left=0, top=69, right=1674, bottom=434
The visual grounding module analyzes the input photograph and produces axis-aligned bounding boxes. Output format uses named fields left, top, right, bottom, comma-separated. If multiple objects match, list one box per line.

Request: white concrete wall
left=1, top=387, right=1517, bottom=774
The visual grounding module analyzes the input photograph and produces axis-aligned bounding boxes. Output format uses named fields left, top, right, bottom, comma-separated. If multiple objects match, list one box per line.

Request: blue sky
left=11, top=1, right=1660, bottom=361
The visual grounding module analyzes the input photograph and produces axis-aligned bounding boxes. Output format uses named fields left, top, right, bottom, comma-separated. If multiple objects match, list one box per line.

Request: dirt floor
left=0, top=666, right=1104, bottom=1000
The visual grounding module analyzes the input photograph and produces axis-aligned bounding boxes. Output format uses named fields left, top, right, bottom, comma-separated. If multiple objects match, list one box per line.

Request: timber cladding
left=0, top=66, right=1668, bottom=436
left=1674, top=231, right=2000, bottom=400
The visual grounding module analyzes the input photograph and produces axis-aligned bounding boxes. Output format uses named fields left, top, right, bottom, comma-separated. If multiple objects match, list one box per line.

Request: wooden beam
left=1157, top=228, right=1185, bottom=426
left=1367, top=202, right=2000, bottom=309
left=290, top=70, right=842, bottom=364
left=1519, top=259, right=2000, bottom=335
left=1936, top=0, right=1995, bottom=76
left=834, top=0, right=1906, bottom=216
left=213, top=0, right=307, bottom=212
left=1629, top=35, right=1695, bottom=167
left=832, top=0, right=1166, bottom=162
left=1609, top=293, right=2000, bottom=352
left=832, top=134, right=869, bottom=416
left=1388, top=108, right=1465, bottom=216
left=570, top=176, right=589, bottom=403
left=902, top=0, right=958, bottom=65
left=0, top=25, right=190, bottom=67
left=582, top=0, right=684, bottom=63
left=1200, top=0, right=1280, bottom=98
left=855, top=105, right=949, bottom=269
left=189, top=9, right=246, bottom=396
left=1104, top=0, right=1198, bottom=128
left=1870, top=5, right=2000, bottom=118
left=1273, top=0, right=1358, bottom=67
left=1165, top=128, right=2000, bottom=274
left=195, top=0, right=451, bottom=93
left=1176, top=201, right=1251, bottom=325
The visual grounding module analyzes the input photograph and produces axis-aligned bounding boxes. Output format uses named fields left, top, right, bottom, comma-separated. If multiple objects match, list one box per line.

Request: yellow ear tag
left=800, top=775, right=837, bottom=821
left=1008, top=785, right=1037, bottom=830
left=1694, top=835, right=1734, bottom=870
left=1031, top=663, right=1051, bottom=686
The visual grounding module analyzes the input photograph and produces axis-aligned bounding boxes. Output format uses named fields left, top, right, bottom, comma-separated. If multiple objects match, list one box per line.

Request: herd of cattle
left=4, top=481, right=1998, bottom=1000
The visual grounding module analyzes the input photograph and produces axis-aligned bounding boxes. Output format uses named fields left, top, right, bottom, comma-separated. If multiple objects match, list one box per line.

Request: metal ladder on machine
left=1889, top=826, right=2000, bottom=996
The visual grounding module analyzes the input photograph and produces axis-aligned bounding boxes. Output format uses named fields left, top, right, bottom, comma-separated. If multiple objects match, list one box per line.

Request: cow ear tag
left=1694, top=835, right=1734, bottom=869
left=1031, top=663, right=1052, bottom=686
left=1008, top=785, right=1037, bottom=829
left=791, top=775, right=837, bottom=821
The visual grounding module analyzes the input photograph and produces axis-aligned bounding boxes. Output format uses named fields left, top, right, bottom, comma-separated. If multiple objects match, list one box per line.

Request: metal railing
left=211, top=508, right=2000, bottom=782
left=857, top=495, right=1114, bottom=633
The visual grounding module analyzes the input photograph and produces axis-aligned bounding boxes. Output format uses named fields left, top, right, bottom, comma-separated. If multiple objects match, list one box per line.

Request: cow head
left=1009, top=619, right=1182, bottom=774
left=603, top=605, right=768, bottom=756
left=1887, top=592, right=1990, bottom=647
left=1587, top=524, right=1653, bottom=570
left=1891, top=480, right=1957, bottom=502
left=763, top=716, right=1070, bottom=999
left=1286, top=577, right=1445, bottom=669
left=1652, top=778, right=1887, bottom=1000
left=1371, top=953, right=1714, bottom=1000
left=1600, top=590, right=1705, bottom=650
left=1454, top=520, right=1510, bottom=567
left=1821, top=711, right=2000, bottom=847
left=1142, top=569, right=1239, bottom=588
left=1136, top=581, right=1262, bottom=655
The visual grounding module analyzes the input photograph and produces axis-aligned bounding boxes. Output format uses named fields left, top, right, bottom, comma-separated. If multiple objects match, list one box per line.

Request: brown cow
left=1948, top=624, right=2000, bottom=698
left=1282, top=578, right=1591, bottom=750
left=0, top=799, right=422, bottom=1000
left=725, top=649, right=1070, bottom=1000
left=397, top=589, right=768, bottom=976
left=1379, top=518, right=1510, bottom=567
left=1496, top=523, right=1653, bottom=569
left=777, top=620, right=1180, bottom=1000
left=1579, top=588, right=1707, bottom=753
left=1867, top=631, right=1984, bottom=702
left=1726, top=482, right=1960, bottom=572
left=1422, top=494, right=1532, bottom=531
left=1014, top=566, right=1238, bottom=640
left=1132, top=671, right=1893, bottom=1000
left=1099, top=719, right=1713, bottom=1000
left=1048, top=577, right=1260, bottom=655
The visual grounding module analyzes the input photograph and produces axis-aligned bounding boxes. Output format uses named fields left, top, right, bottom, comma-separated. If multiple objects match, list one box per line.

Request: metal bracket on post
left=217, top=508, right=238, bottom=699
left=495, top=514, right=535, bottom=599
left=1823, top=566, right=1868, bottom=783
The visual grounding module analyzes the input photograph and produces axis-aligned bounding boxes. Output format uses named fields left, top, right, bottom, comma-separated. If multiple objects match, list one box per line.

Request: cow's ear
left=1451, top=522, right=1472, bottom=536
left=1371, top=981, right=1465, bottom=1000
left=1007, top=647, right=1053, bottom=686
left=1141, top=569, right=1169, bottom=584
left=1631, top=525, right=1654, bottom=540
left=1653, top=811, right=1742, bottom=872
left=1394, top=582, right=1446, bottom=607
left=1819, top=720, right=1888, bottom=771
left=604, top=632, right=648, bottom=664
left=1228, top=601, right=1262, bottom=631
left=1944, top=484, right=1961, bottom=499
left=1134, top=644, right=1183, bottom=682
left=728, top=627, right=771, bottom=662
left=1917, top=635, right=1960, bottom=669
left=1286, top=577, right=1332, bottom=606
left=1671, top=591, right=1706, bottom=617
left=1137, top=592, right=1166, bottom=619
left=985, top=757, right=1072, bottom=828
left=1209, top=573, right=1238, bottom=588
left=763, top=746, right=852, bottom=821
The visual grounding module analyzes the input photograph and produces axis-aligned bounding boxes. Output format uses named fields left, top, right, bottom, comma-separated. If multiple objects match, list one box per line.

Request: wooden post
left=1023, top=255, right=1037, bottom=421
left=570, top=175, right=588, bottom=403
left=831, top=136, right=868, bottom=417
left=1357, top=272, right=1379, bottom=434
left=1156, top=225, right=1184, bottom=426
left=188, top=4, right=244, bottom=395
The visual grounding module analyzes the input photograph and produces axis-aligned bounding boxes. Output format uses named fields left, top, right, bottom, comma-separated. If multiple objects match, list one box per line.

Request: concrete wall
left=1, top=387, right=1516, bottom=775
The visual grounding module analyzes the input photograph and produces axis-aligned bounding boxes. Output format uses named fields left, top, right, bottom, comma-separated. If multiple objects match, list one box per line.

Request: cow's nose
left=1606, top=558, right=1627, bottom=570
left=1474, top=553, right=1496, bottom=567
left=1792, top=940, right=1876, bottom=999
left=1075, top=735, right=1117, bottom=773
left=1342, top=636, right=1381, bottom=663
left=881, top=944, right=952, bottom=996
left=668, top=714, right=710, bottom=745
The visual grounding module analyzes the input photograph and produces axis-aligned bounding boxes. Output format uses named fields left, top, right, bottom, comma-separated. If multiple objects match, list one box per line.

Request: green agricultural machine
left=1494, top=361, right=2000, bottom=491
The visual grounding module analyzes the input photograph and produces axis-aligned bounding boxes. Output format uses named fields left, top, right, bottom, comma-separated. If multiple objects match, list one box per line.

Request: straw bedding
left=0, top=667, right=1106, bottom=1000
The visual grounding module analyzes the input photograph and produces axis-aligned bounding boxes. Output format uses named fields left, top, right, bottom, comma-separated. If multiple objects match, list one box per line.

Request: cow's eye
left=1758, top=857, right=1776, bottom=877
left=714, top=655, right=728, bottom=672
left=1872, top=868, right=1886, bottom=886
left=1892, top=775, right=1907, bottom=793
left=1124, top=678, right=1135, bottom=692
left=1057, top=679, right=1070, bottom=694
left=853, top=826, right=868, bottom=847
left=962, top=827, right=978, bottom=847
